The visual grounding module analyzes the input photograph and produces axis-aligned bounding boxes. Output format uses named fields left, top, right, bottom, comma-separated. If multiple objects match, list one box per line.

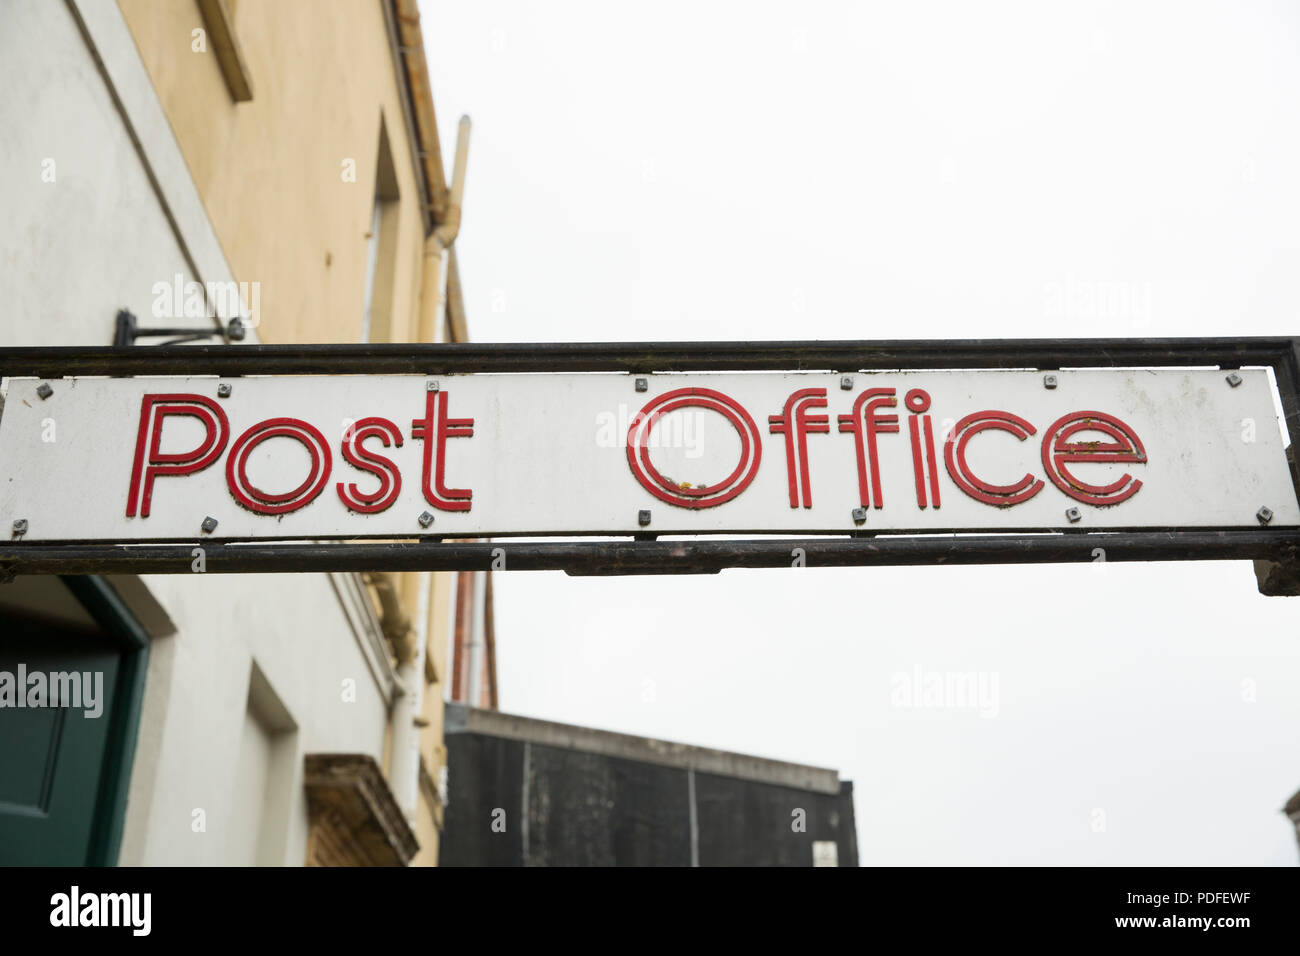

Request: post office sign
left=1, top=368, right=1296, bottom=542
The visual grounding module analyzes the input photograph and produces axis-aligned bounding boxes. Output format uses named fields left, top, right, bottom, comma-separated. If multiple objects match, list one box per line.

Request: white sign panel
left=0, top=369, right=1296, bottom=542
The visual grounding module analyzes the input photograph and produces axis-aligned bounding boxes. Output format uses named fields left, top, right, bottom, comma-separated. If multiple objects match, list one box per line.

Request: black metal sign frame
left=1, top=336, right=1297, bottom=578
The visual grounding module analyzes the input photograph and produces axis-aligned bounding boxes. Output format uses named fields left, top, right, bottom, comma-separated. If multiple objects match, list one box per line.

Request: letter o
left=226, top=418, right=332, bottom=514
left=626, top=387, right=762, bottom=508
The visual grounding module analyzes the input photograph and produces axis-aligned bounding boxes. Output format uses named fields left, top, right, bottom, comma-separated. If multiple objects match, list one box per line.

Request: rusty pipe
left=363, top=570, right=415, bottom=663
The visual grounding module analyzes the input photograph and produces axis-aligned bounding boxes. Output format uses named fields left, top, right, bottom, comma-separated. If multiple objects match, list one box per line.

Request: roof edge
left=445, top=704, right=843, bottom=795
left=388, top=0, right=449, bottom=233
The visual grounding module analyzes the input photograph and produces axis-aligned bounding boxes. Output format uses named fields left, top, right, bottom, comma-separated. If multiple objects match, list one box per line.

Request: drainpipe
left=444, top=246, right=469, bottom=343
left=363, top=571, right=413, bottom=662
left=451, top=567, right=475, bottom=701
left=382, top=1, right=471, bottom=829
left=484, top=569, right=499, bottom=709
left=383, top=118, right=470, bottom=821
left=466, top=570, right=485, bottom=706
left=433, top=116, right=471, bottom=250
left=417, top=116, right=469, bottom=345
left=417, top=238, right=445, bottom=344
left=364, top=570, right=422, bottom=822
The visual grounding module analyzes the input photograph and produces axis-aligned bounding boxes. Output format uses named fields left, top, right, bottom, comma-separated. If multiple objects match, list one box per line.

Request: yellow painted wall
left=117, top=0, right=428, bottom=344
left=411, top=776, right=441, bottom=866
left=118, top=0, right=456, bottom=864
left=423, top=570, right=453, bottom=770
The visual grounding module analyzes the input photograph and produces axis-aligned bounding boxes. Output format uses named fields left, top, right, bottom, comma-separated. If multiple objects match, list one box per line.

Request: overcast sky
left=421, top=0, right=1300, bottom=864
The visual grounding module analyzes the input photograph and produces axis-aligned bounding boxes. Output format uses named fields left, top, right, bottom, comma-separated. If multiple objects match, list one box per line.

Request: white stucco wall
left=0, top=0, right=394, bottom=865
left=0, top=0, right=232, bottom=339
left=121, top=573, right=392, bottom=865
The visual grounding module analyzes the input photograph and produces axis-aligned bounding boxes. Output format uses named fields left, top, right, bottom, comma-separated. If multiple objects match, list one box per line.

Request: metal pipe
left=483, top=569, right=498, bottom=710
left=450, top=569, right=475, bottom=699
left=362, top=570, right=415, bottom=662
left=3, top=337, right=1295, bottom=377
left=466, top=570, right=484, bottom=706
left=432, top=116, right=470, bottom=249
left=1, top=531, right=1295, bottom=577
left=444, top=246, right=469, bottom=343
left=416, top=236, right=446, bottom=344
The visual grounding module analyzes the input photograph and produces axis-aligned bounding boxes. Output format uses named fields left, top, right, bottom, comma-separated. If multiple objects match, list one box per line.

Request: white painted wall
left=0, top=0, right=228, bottom=340
left=122, top=573, right=390, bottom=865
left=0, top=0, right=395, bottom=865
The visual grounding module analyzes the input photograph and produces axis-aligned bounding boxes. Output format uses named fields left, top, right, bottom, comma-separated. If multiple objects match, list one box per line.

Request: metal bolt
left=1065, top=507, right=1082, bottom=523
left=418, top=511, right=435, bottom=528
left=637, top=509, right=652, bottom=526
left=36, top=383, right=53, bottom=400
left=635, top=378, right=648, bottom=393
left=1257, top=506, right=1274, bottom=525
left=1226, top=372, right=1243, bottom=388
left=217, top=383, right=232, bottom=398
left=851, top=507, right=867, bottom=525
left=12, top=519, right=28, bottom=536
left=427, top=381, right=440, bottom=392
left=200, top=516, right=218, bottom=534
left=1043, top=374, right=1058, bottom=390
left=840, top=375, right=854, bottom=390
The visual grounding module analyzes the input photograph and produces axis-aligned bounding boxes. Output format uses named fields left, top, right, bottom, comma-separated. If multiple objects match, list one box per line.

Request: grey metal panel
left=439, top=707, right=859, bottom=867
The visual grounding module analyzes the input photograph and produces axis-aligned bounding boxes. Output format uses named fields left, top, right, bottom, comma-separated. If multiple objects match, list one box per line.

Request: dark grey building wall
left=694, top=772, right=856, bottom=867
left=440, top=728, right=857, bottom=867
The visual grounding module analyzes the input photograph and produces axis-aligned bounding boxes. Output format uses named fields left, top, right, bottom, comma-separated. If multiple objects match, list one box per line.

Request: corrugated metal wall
left=440, top=731, right=858, bottom=867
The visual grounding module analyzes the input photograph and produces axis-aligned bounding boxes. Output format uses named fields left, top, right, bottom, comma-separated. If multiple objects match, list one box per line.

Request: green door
left=0, top=576, right=149, bottom=866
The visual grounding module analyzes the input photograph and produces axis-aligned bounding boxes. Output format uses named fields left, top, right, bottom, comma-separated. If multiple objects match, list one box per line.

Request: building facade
left=440, top=705, right=859, bottom=867
left=0, top=0, right=473, bottom=866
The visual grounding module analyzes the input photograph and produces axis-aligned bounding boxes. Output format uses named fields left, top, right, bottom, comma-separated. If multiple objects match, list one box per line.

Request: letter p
left=126, top=394, right=230, bottom=517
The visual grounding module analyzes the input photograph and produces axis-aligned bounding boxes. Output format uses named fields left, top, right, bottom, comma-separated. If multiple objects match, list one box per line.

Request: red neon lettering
left=769, top=388, right=829, bottom=509
left=837, top=388, right=899, bottom=509
left=1041, top=411, right=1146, bottom=506
left=126, top=394, right=229, bottom=518
left=944, top=410, right=1044, bottom=506
left=411, top=390, right=475, bottom=512
left=627, top=387, right=762, bottom=509
left=904, top=388, right=941, bottom=510
left=337, top=417, right=404, bottom=514
left=226, top=418, right=332, bottom=515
